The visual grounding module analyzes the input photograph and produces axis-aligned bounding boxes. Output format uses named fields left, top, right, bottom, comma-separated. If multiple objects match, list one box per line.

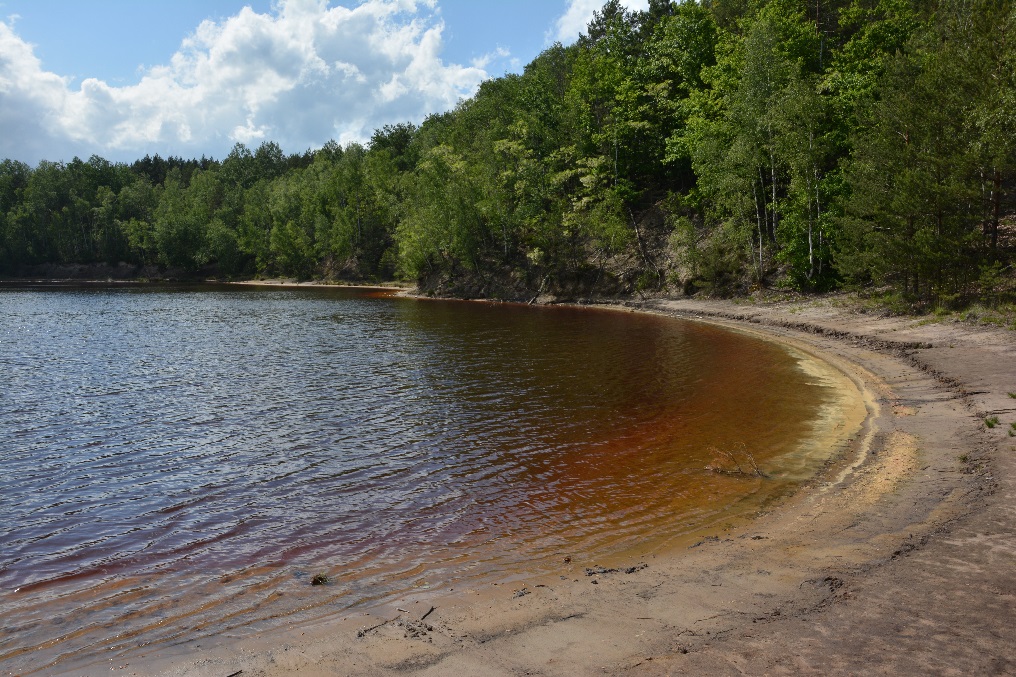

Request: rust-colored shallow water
left=0, top=286, right=837, bottom=673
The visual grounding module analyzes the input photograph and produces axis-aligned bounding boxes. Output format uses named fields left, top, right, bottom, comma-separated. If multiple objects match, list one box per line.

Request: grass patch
left=957, top=302, right=1016, bottom=328
left=986, top=416, right=1001, bottom=429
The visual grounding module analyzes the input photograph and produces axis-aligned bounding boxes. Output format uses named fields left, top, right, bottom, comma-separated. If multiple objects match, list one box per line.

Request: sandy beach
left=60, top=293, right=1016, bottom=676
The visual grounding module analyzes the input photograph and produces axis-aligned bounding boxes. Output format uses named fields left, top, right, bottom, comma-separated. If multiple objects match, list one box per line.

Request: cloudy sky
left=0, top=0, right=647, bottom=164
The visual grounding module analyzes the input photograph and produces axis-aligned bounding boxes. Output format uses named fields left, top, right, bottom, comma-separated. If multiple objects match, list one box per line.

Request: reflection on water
left=0, top=285, right=830, bottom=673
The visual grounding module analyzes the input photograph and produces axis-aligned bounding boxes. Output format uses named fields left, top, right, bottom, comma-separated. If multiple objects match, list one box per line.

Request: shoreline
left=0, top=277, right=413, bottom=290
left=43, top=292, right=1016, bottom=675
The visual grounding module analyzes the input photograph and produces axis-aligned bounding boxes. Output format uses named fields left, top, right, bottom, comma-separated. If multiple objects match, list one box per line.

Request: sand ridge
left=56, top=294, right=1015, bottom=676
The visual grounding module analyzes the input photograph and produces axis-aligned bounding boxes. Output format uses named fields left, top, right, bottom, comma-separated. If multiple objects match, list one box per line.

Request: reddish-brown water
left=0, top=286, right=836, bottom=674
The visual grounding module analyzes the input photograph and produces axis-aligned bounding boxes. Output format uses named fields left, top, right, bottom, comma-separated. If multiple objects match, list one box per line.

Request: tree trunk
left=991, top=167, right=1001, bottom=252
left=769, top=154, right=778, bottom=243
left=752, top=180, right=764, bottom=274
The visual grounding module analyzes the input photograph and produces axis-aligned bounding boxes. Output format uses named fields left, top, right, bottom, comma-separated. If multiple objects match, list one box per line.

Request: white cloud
left=552, top=0, right=649, bottom=45
left=0, top=21, right=89, bottom=161
left=470, top=46, right=510, bottom=70
left=0, top=0, right=489, bottom=163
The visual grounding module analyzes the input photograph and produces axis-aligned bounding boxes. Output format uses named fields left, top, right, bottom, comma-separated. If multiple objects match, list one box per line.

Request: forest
left=0, top=0, right=1013, bottom=305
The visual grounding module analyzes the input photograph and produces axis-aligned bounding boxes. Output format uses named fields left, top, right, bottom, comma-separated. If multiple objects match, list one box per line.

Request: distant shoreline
left=0, top=276, right=412, bottom=287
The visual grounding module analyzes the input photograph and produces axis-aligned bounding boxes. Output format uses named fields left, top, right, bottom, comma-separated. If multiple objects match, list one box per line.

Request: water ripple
left=0, top=285, right=829, bottom=674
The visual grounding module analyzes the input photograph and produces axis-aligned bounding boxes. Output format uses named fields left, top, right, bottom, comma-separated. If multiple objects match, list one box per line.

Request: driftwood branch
left=705, top=443, right=768, bottom=478
left=357, top=614, right=401, bottom=638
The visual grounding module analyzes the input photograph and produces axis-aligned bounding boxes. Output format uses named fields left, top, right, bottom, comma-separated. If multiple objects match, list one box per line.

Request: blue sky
left=0, top=0, right=647, bottom=164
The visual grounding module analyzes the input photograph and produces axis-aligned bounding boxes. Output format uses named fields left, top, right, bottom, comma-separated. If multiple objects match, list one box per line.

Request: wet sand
left=54, top=293, right=1016, bottom=676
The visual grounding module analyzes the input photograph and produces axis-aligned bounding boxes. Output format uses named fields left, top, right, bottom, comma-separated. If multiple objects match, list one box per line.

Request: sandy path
left=61, top=295, right=1016, bottom=676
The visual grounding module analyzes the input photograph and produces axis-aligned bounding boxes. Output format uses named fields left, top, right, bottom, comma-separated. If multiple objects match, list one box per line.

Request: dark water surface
left=0, top=285, right=833, bottom=672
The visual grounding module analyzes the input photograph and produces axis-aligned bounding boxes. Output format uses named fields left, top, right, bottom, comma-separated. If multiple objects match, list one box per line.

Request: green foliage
left=0, top=0, right=1012, bottom=301
left=837, top=0, right=1015, bottom=302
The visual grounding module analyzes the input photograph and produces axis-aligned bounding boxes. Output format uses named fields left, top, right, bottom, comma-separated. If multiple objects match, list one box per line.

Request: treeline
left=1, top=0, right=1013, bottom=303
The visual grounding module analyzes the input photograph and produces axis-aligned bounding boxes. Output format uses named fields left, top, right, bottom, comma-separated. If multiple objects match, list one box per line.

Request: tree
left=152, top=168, right=214, bottom=269
left=117, top=176, right=158, bottom=266
left=0, top=159, right=31, bottom=271
left=840, top=47, right=981, bottom=298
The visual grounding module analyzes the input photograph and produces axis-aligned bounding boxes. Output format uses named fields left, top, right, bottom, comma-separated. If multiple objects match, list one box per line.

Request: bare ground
left=66, top=294, right=1016, bottom=677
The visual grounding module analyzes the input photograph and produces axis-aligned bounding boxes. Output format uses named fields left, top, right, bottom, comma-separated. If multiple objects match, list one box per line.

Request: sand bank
left=66, top=294, right=1016, bottom=676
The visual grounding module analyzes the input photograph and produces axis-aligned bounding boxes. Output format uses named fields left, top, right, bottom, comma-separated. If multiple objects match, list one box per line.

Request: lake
left=0, top=285, right=838, bottom=673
